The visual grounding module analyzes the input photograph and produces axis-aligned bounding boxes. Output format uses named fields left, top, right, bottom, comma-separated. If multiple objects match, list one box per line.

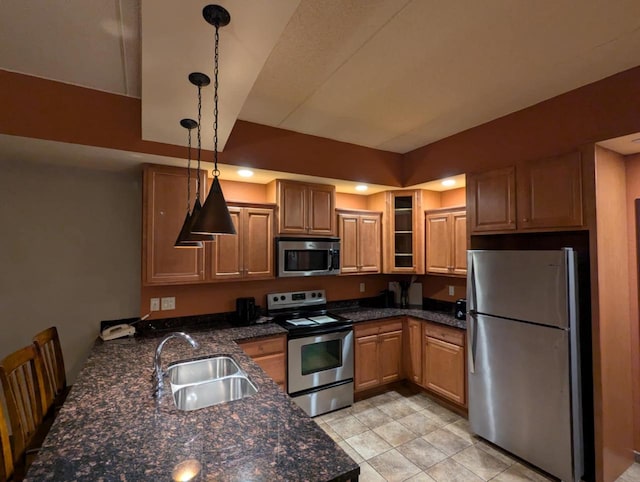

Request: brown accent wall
left=625, top=153, right=640, bottom=453
left=141, top=274, right=395, bottom=319
left=440, top=187, right=466, bottom=208
left=336, top=192, right=369, bottom=210
left=219, top=179, right=269, bottom=204
left=421, top=276, right=466, bottom=302
left=0, top=69, right=403, bottom=187
left=594, top=146, right=635, bottom=480
left=403, top=66, right=640, bottom=185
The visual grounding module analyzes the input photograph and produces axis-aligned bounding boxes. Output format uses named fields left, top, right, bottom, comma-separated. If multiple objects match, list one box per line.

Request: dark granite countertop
left=25, top=323, right=359, bottom=482
left=336, top=307, right=466, bottom=330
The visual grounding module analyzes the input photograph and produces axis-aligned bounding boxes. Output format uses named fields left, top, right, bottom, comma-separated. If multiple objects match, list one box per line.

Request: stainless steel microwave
left=276, top=237, right=340, bottom=277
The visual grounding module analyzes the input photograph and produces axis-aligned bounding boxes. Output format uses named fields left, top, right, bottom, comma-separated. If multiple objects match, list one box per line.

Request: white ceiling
left=1, top=0, right=640, bottom=156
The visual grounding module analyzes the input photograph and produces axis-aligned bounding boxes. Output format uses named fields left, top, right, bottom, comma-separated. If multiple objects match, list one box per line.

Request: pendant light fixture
left=190, top=4, right=237, bottom=236
left=174, top=118, right=203, bottom=248
left=187, top=72, right=217, bottom=241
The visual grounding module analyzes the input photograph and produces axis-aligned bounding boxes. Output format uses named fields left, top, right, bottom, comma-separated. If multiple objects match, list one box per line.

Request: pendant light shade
left=175, top=118, right=213, bottom=248
left=189, top=4, right=236, bottom=236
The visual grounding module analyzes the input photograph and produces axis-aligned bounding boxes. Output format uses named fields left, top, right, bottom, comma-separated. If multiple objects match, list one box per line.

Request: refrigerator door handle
left=468, top=310, right=477, bottom=374
left=467, top=252, right=478, bottom=374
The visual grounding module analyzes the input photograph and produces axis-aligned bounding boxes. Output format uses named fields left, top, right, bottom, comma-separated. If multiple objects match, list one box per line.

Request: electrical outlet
left=448, top=285, right=455, bottom=296
left=359, top=282, right=365, bottom=293
left=150, top=298, right=160, bottom=311
left=161, top=297, right=176, bottom=311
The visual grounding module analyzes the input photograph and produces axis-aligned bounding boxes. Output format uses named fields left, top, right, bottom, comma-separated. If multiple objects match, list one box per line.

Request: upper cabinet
left=269, top=180, right=336, bottom=236
left=143, top=164, right=274, bottom=286
left=210, top=205, right=274, bottom=281
left=425, top=208, right=467, bottom=277
left=371, top=190, right=427, bottom=274
left=467, top=152, right=583, bottom=234
left=143, top=164, right=206, bottom=285
left=337, top=210, right=382, bottom=274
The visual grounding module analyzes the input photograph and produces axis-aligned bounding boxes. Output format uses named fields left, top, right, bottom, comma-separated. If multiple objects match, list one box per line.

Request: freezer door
left=468, top=250, right=571, bottom=329
left=468, top=314, right=574, bottom=481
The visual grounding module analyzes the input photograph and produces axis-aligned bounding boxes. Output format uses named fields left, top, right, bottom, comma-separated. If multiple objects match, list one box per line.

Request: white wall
left=0, top=158, right=141, bottom=382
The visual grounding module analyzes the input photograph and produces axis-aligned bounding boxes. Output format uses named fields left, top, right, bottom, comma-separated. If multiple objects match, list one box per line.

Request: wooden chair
left=0, top=397, right=14, bottom=482
left=32, top=327, right=68, bottom=415
left=0, top=345, right=46, bottom=474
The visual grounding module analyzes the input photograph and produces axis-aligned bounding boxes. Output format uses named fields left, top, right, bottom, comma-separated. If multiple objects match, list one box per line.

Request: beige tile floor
left=314, top=389, right=640, bottom=482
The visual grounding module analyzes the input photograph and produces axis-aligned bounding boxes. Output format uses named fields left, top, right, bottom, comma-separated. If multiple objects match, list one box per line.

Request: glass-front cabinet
left=387, top=190, right=425, bottom=274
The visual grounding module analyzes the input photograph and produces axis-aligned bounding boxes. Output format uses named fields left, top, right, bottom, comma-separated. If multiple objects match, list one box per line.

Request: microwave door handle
left=328, top=249, right=334, bottom=270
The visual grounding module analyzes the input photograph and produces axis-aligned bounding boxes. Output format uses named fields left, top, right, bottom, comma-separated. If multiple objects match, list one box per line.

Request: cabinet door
left=405, top=319, right=423, bottom=385
left=338, top=214, right=359, bottom=274
left=388, top=191, right=423, bottom=274
left=468, top=167, right=516, bottom=233
left=517, top=152, right=583, bottom=229
left=355, top=334, right=380, bottom=391
left=278, top=181, right=307, bottom=234
left=253, top=353, right=286, bottom=389
left=450, top=211, right=467, bottom=276
left=358, top=214, right=381, bottom=273
left=308, top=184, right=335, bottom=235
left=143, top=165, right=205, bottom=285
left=379, top=330, right=403, bottom=384
left=425, top=213, right=451, bottom=274
left=211, top=207, right=242, bottom=280
left=243, top=207, right=274, bottom=280
left=424, top=336, right=465, bottom=405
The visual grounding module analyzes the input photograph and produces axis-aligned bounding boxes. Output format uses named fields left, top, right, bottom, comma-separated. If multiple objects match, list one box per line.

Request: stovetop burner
left=267, top=289, right=353, bottom=336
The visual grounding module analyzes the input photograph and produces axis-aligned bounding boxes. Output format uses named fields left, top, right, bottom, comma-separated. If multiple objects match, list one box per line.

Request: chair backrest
left=32, top=327, right=66, bottom=413
left=0, top=345, right=45, bottom=464
left=0, top=397, right=13, bottom=482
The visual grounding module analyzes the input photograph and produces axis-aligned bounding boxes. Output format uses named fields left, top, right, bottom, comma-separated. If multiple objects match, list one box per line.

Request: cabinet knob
left=522, top=218, right=528, bottom=222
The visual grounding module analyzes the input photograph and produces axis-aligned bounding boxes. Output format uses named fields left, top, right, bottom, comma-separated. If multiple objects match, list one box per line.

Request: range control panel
left=267, top=290, right=327, bottom=311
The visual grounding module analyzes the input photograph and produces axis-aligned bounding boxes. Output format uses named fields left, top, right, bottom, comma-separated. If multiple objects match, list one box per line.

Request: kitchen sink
left=167, top=356, right=241, bottom=388
left=172, top=375, right=258, bottom=411
left=165, top=355, right=258, bottom=411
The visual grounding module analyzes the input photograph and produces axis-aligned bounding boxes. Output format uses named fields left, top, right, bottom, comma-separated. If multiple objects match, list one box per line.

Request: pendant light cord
left=186, top=128, right=192, bottom=212
left=213, top=24, right=220, bottom=177
left=196, top=84, right=203, bottom=200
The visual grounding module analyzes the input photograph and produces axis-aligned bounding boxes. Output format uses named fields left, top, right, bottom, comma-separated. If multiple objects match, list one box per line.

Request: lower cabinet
left=422, top=322, right=466, bottom=406
left=354, top=319, right=403, bottom=392
left=238, top=334, right=286, bottom=391
left=361, top=316, right=467, bottom=407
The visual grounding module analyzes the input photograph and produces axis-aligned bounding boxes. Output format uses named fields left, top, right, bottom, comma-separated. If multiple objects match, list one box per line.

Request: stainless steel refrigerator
left=467, top=249, right=583, bottom=482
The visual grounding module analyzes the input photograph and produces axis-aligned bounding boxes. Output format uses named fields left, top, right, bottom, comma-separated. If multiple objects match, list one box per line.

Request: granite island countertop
left=25, top=323, right=359, bottom=482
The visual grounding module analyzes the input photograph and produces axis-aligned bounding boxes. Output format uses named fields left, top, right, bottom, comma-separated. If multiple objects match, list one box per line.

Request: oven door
left=287, top=328, right=354, bottom=394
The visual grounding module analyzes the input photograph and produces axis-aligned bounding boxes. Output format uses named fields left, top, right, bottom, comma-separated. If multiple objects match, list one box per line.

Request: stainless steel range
left=268, top=289, right=354, bottom=417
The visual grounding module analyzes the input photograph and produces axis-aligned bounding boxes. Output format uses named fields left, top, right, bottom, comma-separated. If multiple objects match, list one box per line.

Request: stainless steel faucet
left=152, top=332, right=199, bottom=397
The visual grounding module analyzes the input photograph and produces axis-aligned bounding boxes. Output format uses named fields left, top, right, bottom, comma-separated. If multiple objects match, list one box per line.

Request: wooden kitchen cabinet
left=381, top=190, right=427, bottom=274
left=270, top=180, right=336, bottom=236
left=354, top=319, right=403, bottom=391
left=238, top=334, right=287, bottom=390
left=468, top=152, right=583, bottom=234
left=337, top=210, right=382, bottom=274
left=425, top=208, right=467, bottom=276
left=423, top=323, right=466, bottom=406
left=517, top=151, right=583, bottom=229
left=142, top=164, right=206, bottom=285
left=404, top=318, right=423, bottom=385
left=210, top=204, right=274, bottom=281
left=467, top=167, right=516, bottom=233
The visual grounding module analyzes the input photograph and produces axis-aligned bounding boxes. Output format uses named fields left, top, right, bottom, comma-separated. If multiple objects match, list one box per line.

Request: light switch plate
left=448, top=285, right=455, bottom=296
left=150, top=298, right=160, bottom=311
left=359, top=282, right=365, bottom=293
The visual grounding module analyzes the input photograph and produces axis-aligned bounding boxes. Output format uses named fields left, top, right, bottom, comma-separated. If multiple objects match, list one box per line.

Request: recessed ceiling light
left=237, top=169, right=254, bottom=178
left=355, top=185, right=368, bottom=192
left=441, top=179, right=456, bottom=187
left=632, top=138, right=640, bottom=144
